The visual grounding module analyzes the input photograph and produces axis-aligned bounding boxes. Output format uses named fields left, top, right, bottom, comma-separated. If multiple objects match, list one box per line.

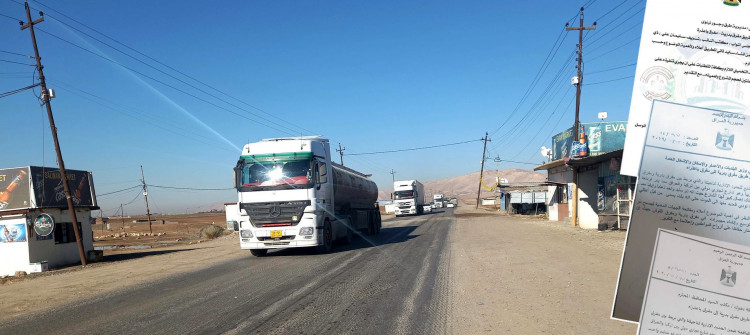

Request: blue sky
left=0, top=0, right=645, bottom=214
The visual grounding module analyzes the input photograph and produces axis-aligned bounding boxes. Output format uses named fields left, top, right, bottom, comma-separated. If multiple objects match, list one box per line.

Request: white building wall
left=577, top=169, right=600, bottom=229
left=27, top=208, right=94, bottom=270
left=546, top=185, right=559, bottom=221
left=547, top=167, right=573, bottom=222
left=0, top=215, right=31, bottom=277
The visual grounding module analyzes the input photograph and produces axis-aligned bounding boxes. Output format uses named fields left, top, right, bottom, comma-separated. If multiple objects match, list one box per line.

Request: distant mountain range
left=378, top=168, right=546, bottom=202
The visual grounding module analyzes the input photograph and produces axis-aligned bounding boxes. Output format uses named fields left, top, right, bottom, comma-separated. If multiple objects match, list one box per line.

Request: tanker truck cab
left=393, top=180, right=425, bottom=216
left=233, top=136, right=380, bottom=256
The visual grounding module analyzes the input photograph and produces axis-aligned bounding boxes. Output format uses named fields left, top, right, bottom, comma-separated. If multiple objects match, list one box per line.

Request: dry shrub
left=198, top=224, right=224, bottom=240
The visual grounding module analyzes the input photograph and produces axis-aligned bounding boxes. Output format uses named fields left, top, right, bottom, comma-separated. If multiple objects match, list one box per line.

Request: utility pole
left=390, top=169, right=396, bottom=183
left=475, top=132, right=491, bottom=209
left=336, top=143, right=345, bottom=165
left=140, top=165, right=153, bottom=234
left=120, top=204, right=125, bottom=231
left=566, top=6, right=596, bottom=140
left=21, top=2, right=87, bottom=266
left=566, top=7, right=596, bottom=227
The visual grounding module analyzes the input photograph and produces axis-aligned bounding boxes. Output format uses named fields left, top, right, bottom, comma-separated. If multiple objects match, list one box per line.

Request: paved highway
left=1, top=210, right=454, bottom=335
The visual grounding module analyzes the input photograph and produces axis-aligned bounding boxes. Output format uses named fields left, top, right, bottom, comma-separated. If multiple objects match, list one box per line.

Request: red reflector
left=262, top=223, right=292, bottom=227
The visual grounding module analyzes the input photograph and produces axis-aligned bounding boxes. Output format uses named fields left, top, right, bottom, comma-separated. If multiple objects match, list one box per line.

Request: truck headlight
left=240, top=230, right=253, bottom=238
left=299, top=227, right=314, bottom=236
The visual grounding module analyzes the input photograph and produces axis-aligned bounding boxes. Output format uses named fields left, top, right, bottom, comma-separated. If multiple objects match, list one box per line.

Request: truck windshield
left=394, top=190, right=414, bottom=199
left=240, top=158, right=313, bottom=190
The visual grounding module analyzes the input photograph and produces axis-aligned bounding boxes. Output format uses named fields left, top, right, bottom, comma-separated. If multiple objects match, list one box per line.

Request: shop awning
left=533, top=159, right=566, bottom=171
left=565, top=149, right=623, bottom=168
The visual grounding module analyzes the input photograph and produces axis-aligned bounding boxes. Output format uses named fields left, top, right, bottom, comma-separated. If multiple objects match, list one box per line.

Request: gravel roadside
left=449, top=206, right=637, bottom=334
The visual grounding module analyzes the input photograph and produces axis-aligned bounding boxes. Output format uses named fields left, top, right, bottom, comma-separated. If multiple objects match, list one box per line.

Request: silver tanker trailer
left=232, top=136, right=381, bottom=256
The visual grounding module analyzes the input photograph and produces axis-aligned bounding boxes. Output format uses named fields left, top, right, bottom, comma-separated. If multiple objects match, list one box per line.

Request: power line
left=489, top=51, right=577, bottom=153
left=586, top=3, right=645, bottom=47
left=490, top=28, right=569, bottom=136
left=40, top=16, right=304, bottom=136
left=122, top=189, right=143, bottom=206
left=28, top=0, right=315, bottom=135
left=587, top=75, right=635, bottom=86
left=594, top=0, right=632, bottom=22
left=492, top=159, right=538, bottom=166
left=587, top=63, right=636, bottom=75
left=524, top=97, right=577, bottom=164
left=48, top=80, right=235, bottom=152
left=588, top=36, right=640, bottom=62
left=97, top=185, right=142, bottom=197
left=34, top=27, right=297, bottom=135
left=0, top=11, right=21, bottom=22
left=0, top=83, right=40, bottom=99
left=507, top=87, right=574, bottom=161
left=0, top=49, right=34, bottom=58
left=0, top=59, right=35, bottom=66
left=147, top=184, right=234, bottom=191
left=348, top=139, right=480, bottom=156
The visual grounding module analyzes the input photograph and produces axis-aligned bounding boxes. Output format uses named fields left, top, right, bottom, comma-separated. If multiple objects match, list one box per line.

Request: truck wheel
left=250, top=249, right=267, bottom=257
left=366, top=212, right=375, bottom=235
left=316, top=219, right=333, bottom=253
left=375, top=211, right=382, bottom=235
left=344, top=216, right=353, bottom=244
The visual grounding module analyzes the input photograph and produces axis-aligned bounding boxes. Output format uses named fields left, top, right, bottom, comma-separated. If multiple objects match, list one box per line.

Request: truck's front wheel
left=375, top=211, right=382, bottom=235
left=316, top=219, right=333, bottom=253
left=250, top=249, right=267, bottom=257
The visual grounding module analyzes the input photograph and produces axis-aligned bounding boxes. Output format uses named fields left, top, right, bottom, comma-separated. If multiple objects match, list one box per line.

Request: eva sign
left=33, top=213, right=55, bottom=237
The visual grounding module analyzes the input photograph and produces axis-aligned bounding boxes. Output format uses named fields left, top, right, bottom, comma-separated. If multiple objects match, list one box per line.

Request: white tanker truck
left=233, top=136, right=381, bottom=256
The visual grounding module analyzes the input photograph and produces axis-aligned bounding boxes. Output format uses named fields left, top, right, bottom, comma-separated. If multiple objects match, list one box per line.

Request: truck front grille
left=240, top=200, right=310, bottom=227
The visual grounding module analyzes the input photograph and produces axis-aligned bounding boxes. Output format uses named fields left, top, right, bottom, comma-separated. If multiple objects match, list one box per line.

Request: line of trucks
left=225, top=136, right=456, bottom=257
left=391, top=182, right=454, bottom=215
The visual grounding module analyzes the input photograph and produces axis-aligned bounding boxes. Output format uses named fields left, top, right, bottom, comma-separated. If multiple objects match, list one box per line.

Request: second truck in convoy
left=393, top=180, right=426, bottom=216
left=232, top=136, right=381, bottom=256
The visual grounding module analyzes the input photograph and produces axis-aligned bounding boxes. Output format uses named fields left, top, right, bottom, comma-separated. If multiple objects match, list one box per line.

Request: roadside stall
left=0, top=166, right=98, bottom=276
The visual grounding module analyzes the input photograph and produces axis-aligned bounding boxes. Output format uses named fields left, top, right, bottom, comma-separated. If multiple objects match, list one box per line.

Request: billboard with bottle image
left=0, top=166, right=97, bottom=212
left=550, top=121, right=628, bottom=160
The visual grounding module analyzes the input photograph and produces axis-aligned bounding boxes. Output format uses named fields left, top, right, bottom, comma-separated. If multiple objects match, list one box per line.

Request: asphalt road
left=1, top=209, right=454, bottom=335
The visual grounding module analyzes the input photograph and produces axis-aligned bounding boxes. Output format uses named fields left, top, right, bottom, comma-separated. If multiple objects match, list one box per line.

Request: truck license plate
left=270, top=230, right=283, bottom=238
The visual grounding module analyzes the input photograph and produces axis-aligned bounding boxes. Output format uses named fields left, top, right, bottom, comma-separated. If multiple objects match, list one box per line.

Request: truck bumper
left=239, top=213, right=320, bottom=250
left=395, top=208, right=417, bottom=215
left=240, top=238, right=318, bottom=249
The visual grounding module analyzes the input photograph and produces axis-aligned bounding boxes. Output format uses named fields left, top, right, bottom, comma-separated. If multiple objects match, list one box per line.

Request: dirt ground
left=0, top=209, right=637, bottom=333
left=91, top=212, right=229, bottom=249
left=450, top=205, right=636, bottom=334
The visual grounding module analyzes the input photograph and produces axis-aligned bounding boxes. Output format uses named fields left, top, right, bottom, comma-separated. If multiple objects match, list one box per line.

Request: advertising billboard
left=551, top=121, right=627, bottom=160
left=29, top=166, right=97, bottom=208
left=0, top=167, right=31, bottom=211
left=0, top=166, right=96, bottom=211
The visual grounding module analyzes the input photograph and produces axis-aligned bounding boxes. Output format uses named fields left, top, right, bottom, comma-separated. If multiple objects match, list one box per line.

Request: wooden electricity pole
left=140, top=165, right=153, bottom=234
left=336, top=143, right=346, bottom=165
left=21, top=2, right=87, bottom=266
left=120, top=204, right=125, bottom=231
left=565, top=7, right=595, bottom=227
left=475, top=132, right=490, bottom=209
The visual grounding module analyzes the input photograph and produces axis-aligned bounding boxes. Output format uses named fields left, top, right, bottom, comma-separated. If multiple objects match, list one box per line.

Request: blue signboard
left=551, top=121, right=627, bottom=160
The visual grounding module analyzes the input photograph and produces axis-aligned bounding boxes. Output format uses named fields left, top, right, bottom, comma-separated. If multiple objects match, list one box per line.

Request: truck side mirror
left=233, top=160, right=243, bottom=188
left=317, top=162, right=327, bottom=183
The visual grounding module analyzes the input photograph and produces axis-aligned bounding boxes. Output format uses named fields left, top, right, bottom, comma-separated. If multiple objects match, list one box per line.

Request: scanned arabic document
left=613, top=100, right=749, bottom=322
left=621, top=0, right=750, bottom=176
left=638, top=229, right=750, bottom=334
